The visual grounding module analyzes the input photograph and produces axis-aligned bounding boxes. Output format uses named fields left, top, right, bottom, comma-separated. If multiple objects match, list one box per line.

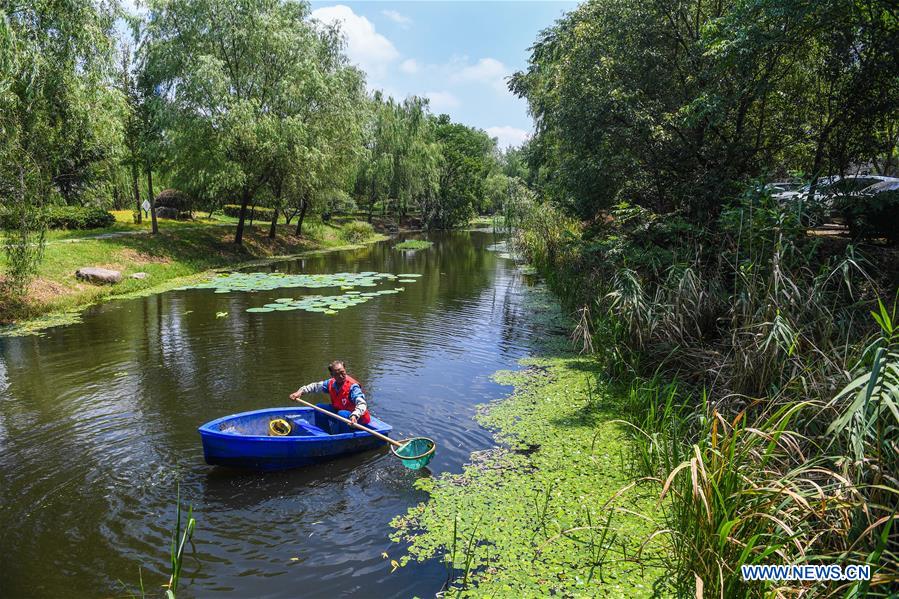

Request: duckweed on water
left=390, top=285, right=666, bottom=597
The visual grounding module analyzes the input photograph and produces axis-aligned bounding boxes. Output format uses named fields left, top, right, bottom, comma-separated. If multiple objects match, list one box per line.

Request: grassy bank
left=391, top=286, right=667, bottom=597
left=0, top=217, right=385, bottom=334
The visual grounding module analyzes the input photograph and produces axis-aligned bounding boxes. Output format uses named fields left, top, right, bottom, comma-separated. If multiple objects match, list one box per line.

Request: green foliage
left=511, top=0, right=899, bottom=222
left=221, top=204, right=274, bottom=222
left=142, top=0, right=365, bottom=244
left=355, top=94, right=441, bottom=223
left=0, top=0, right=122, bottom=297
left=340, top=220, right=375, bottom=243
left=515, top=177, right=899, bottom=593
left=1, top=206, right=115, bottom=230
left=167, top=485, right=196, bottom=598
left=838, top=190, right=899, bottom=245
left=428, top=119, right=497, bottom=229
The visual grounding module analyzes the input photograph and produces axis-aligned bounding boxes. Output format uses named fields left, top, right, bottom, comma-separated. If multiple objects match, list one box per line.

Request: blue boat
left=198, top=407, right=393, bottom=471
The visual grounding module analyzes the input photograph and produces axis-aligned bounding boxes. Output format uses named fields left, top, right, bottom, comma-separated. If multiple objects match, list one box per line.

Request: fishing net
left=391, top=437, right=436, bottom=470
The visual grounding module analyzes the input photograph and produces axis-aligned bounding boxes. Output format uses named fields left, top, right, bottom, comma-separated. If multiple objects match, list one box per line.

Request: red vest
left=328, top=375, right=370, bottom=424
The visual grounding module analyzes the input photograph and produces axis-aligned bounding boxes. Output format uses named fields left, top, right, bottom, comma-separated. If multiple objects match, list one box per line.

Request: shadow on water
left=0, top=230, right=544, bottom=598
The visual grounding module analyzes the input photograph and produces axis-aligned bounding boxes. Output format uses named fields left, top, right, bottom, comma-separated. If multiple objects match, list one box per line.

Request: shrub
left=1, top=206, right=115, bottom=230
left=222, top=204, right=275, bottom=221
left=154, top=188, right=192, bottom=212
left=341, top=220, right=375, bottom=243
left=837, top=189, right=899, bottom=244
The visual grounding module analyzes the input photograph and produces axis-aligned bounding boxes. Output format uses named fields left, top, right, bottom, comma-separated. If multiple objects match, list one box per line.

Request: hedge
left=222, top=204, right=276, bottom=221
left=1, top=206, right=115, bottom=230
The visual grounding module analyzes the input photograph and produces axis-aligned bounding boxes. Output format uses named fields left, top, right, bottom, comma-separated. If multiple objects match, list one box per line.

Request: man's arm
left=290, top=380, right=329, bottom=400
left=348, top=384, right=367, bottom=419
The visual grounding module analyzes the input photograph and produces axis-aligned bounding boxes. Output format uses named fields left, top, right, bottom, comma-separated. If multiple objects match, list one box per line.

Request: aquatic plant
left=392, top=352, right=667, bottom=597
left=177, top=271, right=401, bottom=293
left=166, top=486, right=196, bottom=598
left=178, top=271, right=423, bottom=314
left=395, top=240, right=433, bottom=251
left=117, top=486, right=197, bottom=599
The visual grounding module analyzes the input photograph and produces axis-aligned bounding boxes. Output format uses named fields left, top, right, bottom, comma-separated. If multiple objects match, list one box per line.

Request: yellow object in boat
left=269, top=418, right=292, bottom=436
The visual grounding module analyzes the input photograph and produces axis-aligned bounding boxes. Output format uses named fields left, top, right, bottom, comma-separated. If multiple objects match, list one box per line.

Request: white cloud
left=450, top=57, right=510, bottom=93
left=399, top=59, right=420, bottom=74
left=310, top=5, right=399, bottom=78
left=425, top=91, right=461, bottom=112
left=486, top=126, right=530, bottom=149
left=382, top=9, right=412, bottom=28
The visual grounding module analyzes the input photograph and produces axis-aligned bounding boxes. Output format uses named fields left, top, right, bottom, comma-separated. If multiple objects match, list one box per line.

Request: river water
left=0, top=230, right=548, bottom=598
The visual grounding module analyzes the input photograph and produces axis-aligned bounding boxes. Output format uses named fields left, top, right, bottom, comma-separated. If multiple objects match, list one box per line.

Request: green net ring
left=390, top=437, right=437, bottom=470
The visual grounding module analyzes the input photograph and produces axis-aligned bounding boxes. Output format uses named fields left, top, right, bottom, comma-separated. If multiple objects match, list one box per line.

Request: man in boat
left=289, top=360, right=371, bottom=426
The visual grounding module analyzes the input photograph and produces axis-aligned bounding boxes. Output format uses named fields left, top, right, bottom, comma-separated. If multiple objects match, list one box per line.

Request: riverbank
left=0, top=218, right=386, bottom=335
left=391, top=286, right=667, bottom=597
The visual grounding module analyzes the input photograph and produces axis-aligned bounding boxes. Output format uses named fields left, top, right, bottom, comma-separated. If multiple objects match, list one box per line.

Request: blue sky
left=308, top=1, right=579, bottom=148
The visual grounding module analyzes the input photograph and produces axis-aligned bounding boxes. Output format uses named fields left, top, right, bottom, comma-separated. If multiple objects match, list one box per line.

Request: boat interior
left=216, top=409, right=368, bottom=437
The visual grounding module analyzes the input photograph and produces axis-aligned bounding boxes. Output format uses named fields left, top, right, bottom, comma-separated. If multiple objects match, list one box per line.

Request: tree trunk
left=806, top=125, right=832, bottom=216
left=249, top=203, right=256, bottom=227
left=147, top=165, right=158, bottom=234
left=268, top=208, right=278, bottom=239
left=295, top=198, right=308, bottom=236
left=234, top=188, right=251, bottom=245
left=131, top=162, right=142, bottom=224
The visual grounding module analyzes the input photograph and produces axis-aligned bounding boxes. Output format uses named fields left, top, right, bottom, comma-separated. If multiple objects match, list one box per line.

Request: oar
left=292, top=397, right=436, bottom=470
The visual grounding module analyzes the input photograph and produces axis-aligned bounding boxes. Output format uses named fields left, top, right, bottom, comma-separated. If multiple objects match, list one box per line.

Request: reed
left=166, top=485, right=197, bottom=598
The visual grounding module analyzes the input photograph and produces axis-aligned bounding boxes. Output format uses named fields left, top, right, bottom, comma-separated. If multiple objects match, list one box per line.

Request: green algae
left=0, top=310, right=84, bottom=338
left=390, top=285, right=667, bottom=597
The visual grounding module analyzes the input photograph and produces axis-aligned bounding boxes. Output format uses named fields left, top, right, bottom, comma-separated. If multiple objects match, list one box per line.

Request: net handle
left=293, top=397, right=405, bottom=448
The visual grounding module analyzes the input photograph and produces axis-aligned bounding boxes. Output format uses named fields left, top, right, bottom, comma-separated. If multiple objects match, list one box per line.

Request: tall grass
left=514, top=191, right=899, bottom=596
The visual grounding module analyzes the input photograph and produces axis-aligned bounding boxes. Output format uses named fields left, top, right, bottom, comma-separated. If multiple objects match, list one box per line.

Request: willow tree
left=143, top=0, right=354, bottom=245
left=0, top=0, right=120, bottom=303
left=265, top=23, right=366, bottom=239
left=390, top=96, right=441, bottom=220
left=355, top=93, right=397, bottom=222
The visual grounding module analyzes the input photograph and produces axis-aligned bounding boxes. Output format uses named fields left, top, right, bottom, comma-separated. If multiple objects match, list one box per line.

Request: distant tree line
left=0, top=0, right=518, bottom=300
